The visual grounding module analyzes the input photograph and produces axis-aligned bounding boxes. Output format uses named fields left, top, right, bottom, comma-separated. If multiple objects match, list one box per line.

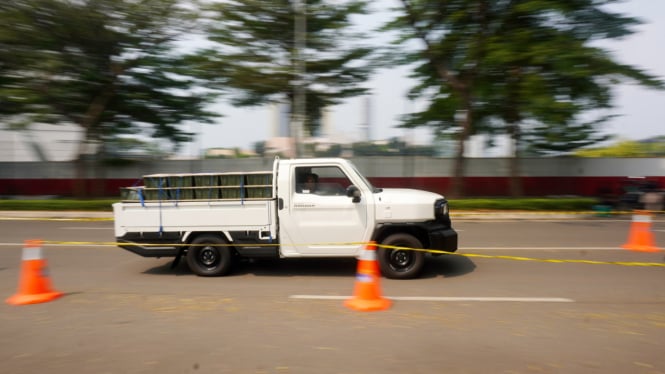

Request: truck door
left=277, top=164, right=371, bottom=256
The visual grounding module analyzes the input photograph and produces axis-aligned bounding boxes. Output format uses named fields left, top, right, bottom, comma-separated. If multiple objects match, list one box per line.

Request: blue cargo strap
left=240, top=177, right=245, bottom=205
left=158, top=178, right=164, bottom=234
left=138, top=188, right=145, bottom=207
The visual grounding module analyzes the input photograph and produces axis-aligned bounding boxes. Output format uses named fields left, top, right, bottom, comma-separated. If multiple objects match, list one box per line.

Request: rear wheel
left=378, top=233, right=425, bottom=279
left=186, top=235, right=234, bottom=276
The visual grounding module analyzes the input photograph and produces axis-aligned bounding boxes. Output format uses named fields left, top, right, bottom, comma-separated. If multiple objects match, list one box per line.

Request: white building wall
left=1, top=157, right=664, bottom=180
left=0, top=123, right=81, bottom=162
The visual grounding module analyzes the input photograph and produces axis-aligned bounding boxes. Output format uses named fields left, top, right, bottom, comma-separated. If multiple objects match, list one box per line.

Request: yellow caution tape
left=38, top=240, right=665, bottom=267
left=377, top=244, right=664, bottom=266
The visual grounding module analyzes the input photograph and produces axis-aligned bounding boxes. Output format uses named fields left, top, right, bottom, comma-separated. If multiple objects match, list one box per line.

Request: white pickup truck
left=112, top=157, right=458, bottom=279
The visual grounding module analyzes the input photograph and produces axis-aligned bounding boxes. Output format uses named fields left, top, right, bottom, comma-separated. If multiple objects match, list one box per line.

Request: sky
left=179, top=0, right=665, bottom=157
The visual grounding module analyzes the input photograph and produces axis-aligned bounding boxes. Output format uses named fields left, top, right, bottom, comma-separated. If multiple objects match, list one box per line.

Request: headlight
left=434, top=199, right=449, bottom=220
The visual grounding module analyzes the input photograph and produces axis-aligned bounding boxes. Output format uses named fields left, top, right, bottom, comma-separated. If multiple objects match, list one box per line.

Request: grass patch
left=0, top=199, right=116, bottom=211
left=448, top=197, right=597, bottom=211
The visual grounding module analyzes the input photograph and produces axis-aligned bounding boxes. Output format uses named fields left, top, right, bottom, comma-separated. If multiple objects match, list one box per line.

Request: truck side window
left=295, top=166, right=351, bottom=196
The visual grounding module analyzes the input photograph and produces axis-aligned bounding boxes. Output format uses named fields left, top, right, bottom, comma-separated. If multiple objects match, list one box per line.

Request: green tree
left=479, top=0, right=662, bottom=194
left=194, top=0, right=374, bottom=149
left=521, top=117, right=613, bottom=156
left=385, top=0, right=663, bottom=197
left=385, top=0, right=492, bottom=197
left=0, top=0, right=218, bottom=162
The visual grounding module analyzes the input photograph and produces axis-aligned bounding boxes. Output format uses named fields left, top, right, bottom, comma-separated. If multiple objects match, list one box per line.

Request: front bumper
left=426, top=223, right=458, bottom=253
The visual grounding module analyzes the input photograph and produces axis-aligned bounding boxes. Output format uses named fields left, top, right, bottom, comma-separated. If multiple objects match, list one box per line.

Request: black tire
left=378, top=233, right=425, bottom=279
left=186, top=235, right=234, bottom=276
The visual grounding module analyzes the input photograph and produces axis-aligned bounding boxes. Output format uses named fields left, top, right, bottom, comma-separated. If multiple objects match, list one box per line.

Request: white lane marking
left=61, top=227, right=112, bottom=230
left=462, top=247, right=624, bottom=251
left=289, top=295, right=574, bottom=302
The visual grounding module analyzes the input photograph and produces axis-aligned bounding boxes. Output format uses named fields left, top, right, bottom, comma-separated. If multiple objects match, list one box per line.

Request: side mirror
left=346, top=185, right=361, bottom=203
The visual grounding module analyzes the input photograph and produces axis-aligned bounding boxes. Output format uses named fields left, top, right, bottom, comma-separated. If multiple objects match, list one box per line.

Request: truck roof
left=277, top=157, right=353, bottom=166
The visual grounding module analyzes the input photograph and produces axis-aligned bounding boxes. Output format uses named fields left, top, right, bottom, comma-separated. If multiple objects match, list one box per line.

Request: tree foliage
left=384, top=0, right=499, bottom=196
left=0, top=0, right=218, bottom=158
left=385, top=0, right=663, bottom=195
left=477, top=0, right=662, bottom=153
left=194, top=0, right=374, bottom=138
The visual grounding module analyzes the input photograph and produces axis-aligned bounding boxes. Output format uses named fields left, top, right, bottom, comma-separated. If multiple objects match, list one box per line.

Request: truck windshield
left=350, top=163, right=382, bottom=193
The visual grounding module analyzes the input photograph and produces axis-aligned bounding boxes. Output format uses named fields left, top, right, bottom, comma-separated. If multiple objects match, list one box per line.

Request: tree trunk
left=73, top=157, right=87, bottom=198
left=74, top=79, right=116, bottom=197
left=508, top=123, right=523, bottom=197
left=450, top=135, right=466, bottom=198
left=450, top=104, right=472, bottom=198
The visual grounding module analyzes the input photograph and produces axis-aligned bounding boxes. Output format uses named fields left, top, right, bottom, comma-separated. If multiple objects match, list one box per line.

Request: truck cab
left=276, top=158, right=457, bottom=278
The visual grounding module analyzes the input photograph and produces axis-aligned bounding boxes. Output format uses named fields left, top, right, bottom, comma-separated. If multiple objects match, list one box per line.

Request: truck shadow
left=142, top=258, right=357, bottom=277
left=143, top=254, right=476, bottom=279
left=237, top=258, right=358, bottom=277
left=421, top=254, right=476, bottom=278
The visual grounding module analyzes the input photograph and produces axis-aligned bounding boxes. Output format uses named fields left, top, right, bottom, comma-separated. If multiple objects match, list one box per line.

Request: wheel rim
left=199, top=246, right=219, bottom=267
left=388, top=249, right=413, bottom=272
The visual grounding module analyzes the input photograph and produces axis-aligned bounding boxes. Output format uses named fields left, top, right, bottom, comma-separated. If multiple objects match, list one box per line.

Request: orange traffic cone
left=6, top=239, right=63, bottom=305
left=622, top=211, right=661, bottom=253
left=344, top=241, right=392, bottom=312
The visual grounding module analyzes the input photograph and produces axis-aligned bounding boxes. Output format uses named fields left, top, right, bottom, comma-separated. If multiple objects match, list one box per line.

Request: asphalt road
left=1, top=216, right=664, bottom=374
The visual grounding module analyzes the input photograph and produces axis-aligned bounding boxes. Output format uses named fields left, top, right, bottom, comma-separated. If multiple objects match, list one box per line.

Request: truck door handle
left=278, top=198, right=284, bottom=210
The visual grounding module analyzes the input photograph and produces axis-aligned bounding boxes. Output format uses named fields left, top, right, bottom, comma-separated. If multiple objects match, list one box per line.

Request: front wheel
left=186, top=235, right=234, bottom=276
left=378, top=233, right=425, bottom=279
